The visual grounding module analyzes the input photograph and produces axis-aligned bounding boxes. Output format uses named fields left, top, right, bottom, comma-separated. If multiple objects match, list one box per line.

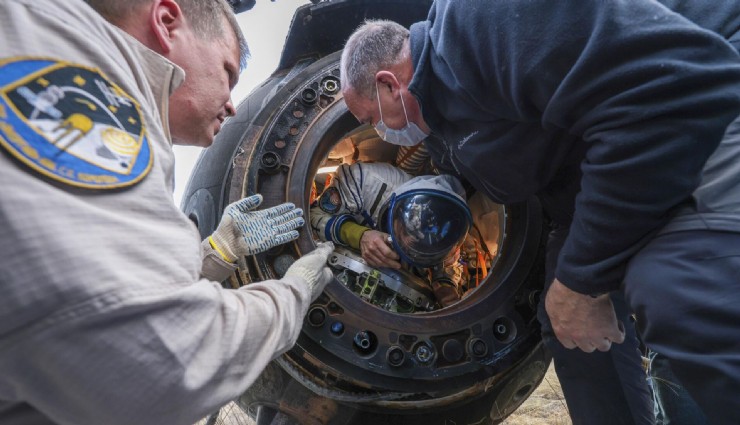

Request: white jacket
left=0, top=1, right=310, bottom=424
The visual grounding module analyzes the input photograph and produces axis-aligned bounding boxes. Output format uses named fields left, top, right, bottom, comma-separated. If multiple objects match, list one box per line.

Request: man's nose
left=225, top=99, right=236, bottom=117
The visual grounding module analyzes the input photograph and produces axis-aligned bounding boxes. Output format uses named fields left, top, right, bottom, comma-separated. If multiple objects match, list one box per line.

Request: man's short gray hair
left=85, top=0, right=250, bottom=70
left=340, top=20, right=409, bottom=99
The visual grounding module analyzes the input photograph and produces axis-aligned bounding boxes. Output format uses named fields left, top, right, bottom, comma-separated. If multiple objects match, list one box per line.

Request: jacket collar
left=117, top=29, right=185, bottom=143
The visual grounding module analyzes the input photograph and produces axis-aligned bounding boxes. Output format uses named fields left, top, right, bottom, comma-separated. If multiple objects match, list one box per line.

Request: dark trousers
left=625, top=229, right=740, bottom=425
left=538, top=225, right=654, bottom=425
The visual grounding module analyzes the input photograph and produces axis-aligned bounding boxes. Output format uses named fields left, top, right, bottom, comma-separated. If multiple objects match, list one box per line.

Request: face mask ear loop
left=375, top=83, right=384, bottom=123
left=399, top=89, right=411, bottom=126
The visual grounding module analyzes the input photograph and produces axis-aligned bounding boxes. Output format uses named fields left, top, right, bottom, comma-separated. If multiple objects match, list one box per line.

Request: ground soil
left=501, top=363, right=571, bottom=425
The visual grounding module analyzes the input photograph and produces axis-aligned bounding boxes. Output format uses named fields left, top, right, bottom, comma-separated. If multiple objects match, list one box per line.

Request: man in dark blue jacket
left=340, top=1, right=740, bottom=424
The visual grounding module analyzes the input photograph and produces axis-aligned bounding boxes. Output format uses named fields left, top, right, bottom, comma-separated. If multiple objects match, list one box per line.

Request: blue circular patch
left=0, top=57, right=152, bottom=189
left=319, top=186, right=342, bottom=214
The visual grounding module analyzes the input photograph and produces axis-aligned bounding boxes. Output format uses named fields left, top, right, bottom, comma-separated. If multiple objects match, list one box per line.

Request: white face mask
left=374, top=83, right=429, bottom=146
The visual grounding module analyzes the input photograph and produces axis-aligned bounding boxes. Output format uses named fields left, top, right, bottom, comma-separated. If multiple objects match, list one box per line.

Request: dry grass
left=501, top=363, right=571, bottom=425
left=195, top=402, right=252, bottom=425
left=196, top=363, right=570, bottom=425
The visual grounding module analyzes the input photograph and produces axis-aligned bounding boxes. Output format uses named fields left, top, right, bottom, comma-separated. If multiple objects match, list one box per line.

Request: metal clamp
left=328, top=247, right=435, bottom=311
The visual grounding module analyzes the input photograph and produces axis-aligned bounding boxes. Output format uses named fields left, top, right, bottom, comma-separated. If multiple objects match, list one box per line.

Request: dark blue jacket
left=409, top=0, right=740, bottom=294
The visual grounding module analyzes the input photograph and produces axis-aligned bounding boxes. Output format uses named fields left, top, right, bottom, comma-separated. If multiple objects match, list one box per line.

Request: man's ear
left=149, top=0, right=185, bottom=54
left=375, top=71, right=401, bottom=100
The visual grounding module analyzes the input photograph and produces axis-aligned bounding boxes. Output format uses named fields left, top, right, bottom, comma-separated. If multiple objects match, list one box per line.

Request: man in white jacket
left=0, top=1, right=333, bottom=424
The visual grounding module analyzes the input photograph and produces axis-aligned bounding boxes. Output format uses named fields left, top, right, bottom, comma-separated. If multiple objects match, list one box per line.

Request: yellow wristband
left=208, top=235, right=235, bottom=262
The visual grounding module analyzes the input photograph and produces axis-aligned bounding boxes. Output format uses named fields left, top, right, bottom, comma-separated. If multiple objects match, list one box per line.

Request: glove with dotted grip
left=209, top=194, right=304, bottom=262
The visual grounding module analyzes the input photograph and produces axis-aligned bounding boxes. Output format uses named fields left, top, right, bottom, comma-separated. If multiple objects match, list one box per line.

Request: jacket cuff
left=200, top=238, right=238, bottom=282
left=554, top=263, right=622, bottom=296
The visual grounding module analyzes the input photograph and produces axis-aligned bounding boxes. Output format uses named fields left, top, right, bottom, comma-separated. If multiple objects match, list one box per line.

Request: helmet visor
left=388, top=190, right=471, bottom=267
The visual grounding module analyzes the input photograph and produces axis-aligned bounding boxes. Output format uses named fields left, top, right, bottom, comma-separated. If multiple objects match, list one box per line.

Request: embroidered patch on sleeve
left=319, top=186, right=343, bottom=214
left=0, top=57, right=152, bottom=189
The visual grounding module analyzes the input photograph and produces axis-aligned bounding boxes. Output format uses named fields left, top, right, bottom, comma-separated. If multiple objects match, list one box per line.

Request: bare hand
left=360, top=230, right=401, bottom=269
left=545, top=278, right=625, bottom=352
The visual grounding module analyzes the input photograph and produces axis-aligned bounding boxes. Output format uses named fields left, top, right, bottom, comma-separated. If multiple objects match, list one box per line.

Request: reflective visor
left=386, top=190, right=472, bottom=267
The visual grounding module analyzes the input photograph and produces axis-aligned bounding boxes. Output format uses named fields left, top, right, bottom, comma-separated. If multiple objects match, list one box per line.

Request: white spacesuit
left=311, top=162, right=471, bottom=307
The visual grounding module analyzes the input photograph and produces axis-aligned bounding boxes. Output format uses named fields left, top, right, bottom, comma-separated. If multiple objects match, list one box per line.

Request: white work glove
left=209, top=194, right=304, bottom=262
left=284, top=242, right=335, bottom=301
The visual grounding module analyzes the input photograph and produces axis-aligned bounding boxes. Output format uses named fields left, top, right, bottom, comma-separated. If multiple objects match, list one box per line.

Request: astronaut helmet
left=381, top=175, right=472, bottom=268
